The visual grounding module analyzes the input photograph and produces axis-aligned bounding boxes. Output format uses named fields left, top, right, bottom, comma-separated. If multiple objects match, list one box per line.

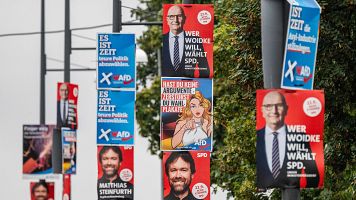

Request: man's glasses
left=167, top=14, right=184, bottom=20
left=262, top=103, right=285, bottom=111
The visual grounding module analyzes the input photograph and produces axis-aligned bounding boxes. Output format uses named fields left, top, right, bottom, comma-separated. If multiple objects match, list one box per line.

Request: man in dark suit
left=256, top=91, right=319, bottom=189
left=57, top=83, right=77, bottom=129
left=162, top=5, right=210, bottom=78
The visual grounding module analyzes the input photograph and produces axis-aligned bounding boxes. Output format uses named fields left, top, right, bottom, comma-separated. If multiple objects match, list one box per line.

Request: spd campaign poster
left=161, top=77, right=213, bottom=151
left=163, top=151, right=210, bottom=200
left=62, top=128, right=76, bottom=174
left=63, top=174, right=71, bottom=200
left=30, top=181, right=55, bottom=200
left=97, top=90, right=135, bottom=145
left=162, top=4, right=214, bottom=78
left=281, top=0, right=321, bottom=90
left=256, top=89, right=324, bottom=189
left=97, top=33, right=136, bottom=90
left=23, top=125, right=55, bottom=174
left=57, top=82, right=79, bottom=130
left=97, top=146, right=134, bottom=200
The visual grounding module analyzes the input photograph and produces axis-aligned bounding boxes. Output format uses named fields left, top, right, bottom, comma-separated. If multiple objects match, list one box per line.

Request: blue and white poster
left=62, top=128, right=76, bottom=174
left=97, top=33, right=136, bottom=90
left=97, top=90, right=135, bottom=145
left=281, top=0, right=321, bottom=90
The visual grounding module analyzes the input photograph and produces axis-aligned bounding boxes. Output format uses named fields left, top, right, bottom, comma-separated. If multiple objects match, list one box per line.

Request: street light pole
left=40, top=0, right=46, bottom=124
left=64, top=0, right=71, bottom=82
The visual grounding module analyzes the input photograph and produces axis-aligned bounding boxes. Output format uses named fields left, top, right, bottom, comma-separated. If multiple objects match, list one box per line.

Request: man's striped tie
left=272, top=132, right=280, bottom=179
left=173, top=36, right=180, bottom=71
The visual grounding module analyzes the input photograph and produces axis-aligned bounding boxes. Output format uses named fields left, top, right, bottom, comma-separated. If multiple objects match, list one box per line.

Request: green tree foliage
left=133, top=0, right=356, bottom=198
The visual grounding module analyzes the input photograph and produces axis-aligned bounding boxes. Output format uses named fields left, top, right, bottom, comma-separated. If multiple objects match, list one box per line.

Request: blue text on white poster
left=97, top=90, right=135, bottom=145
left=281, top=0, right=321, bottom=90
left=97, top=34, right=136, bottom=90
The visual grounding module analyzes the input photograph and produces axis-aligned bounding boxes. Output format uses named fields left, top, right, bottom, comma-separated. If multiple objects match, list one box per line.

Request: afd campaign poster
left=256, top=89, right=324, bottom=189
left=163, top=151, right=210, bottom=200
left=23, top=125, right=55, bottom=174
left=97, top=33, right=136, bottom=90
left=30, top=181, right=55, bottom=200
left=161, top=77, right=213, bottom=151
left=57, top=82, right=79, bottom=130
left=281, top=0, right=321, bottom=90
left=97, top=146, right=134, bottom=200
left=62, top=128, right=77, bottom=174
left=162, top=4, right=214, bottom=78
left=63, top=174, right=71, bottom=200
left=97, top=90, right=135, bottom=145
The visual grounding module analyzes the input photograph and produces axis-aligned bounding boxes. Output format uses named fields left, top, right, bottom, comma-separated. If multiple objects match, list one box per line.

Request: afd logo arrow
left=98, top=129, right=111, bottom=142
left=100, top=72, right=113, bottom=85
left=285, top=60, right=297, bottom=82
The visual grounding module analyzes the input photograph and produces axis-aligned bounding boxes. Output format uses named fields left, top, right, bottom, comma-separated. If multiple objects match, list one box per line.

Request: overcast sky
left=0, top=0, right=228, bottom=199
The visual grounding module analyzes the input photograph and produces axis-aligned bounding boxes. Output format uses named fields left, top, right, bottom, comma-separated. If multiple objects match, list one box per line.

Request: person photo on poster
left=97, top=146, right=133, bottom=200
left=256, top=91, right=320, bottom=189
left=172, top=91, right=212, bottom=149
left=23, top=125, right=54, bottom=174
left=32, top=182, right=49, bottom=200
left=163, top=5, right=210, bottom=78
left=57, top=83, right=78, bottom=129
left=164, top=152, right=200, bottom=200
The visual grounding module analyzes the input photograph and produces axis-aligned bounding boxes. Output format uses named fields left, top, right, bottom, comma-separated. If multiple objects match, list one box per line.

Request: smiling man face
left=166, top=5, right=186, bottom=35
left=100, top=147, right=122, bottom=182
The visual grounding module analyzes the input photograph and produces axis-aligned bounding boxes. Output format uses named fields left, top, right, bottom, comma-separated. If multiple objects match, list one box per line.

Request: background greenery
left=132, top=0, right=356, bottom=199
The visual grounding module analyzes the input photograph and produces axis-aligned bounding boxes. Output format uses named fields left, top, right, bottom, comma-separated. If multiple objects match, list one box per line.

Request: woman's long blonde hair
left=177, top=91, right=212, bottom=126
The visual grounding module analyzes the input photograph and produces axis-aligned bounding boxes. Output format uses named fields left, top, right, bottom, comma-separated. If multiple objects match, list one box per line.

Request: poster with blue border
left=281, top=0, right=321, bottom=90
left=61, top=128, right=77, bottom=174
left=97, top=90, right=135, bottom=145
left=97, top=33, right=136, bottom=90
left=160, top=77, right=213, bottom=151
left=23, top=124, right=55, bottom=174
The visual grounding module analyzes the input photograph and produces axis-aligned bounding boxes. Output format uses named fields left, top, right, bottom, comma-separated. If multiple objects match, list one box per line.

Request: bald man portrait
left=256, top=90, right=320, bottom=189
left=57, top=83, right=77, bottom=129
left=162, top=5, right=210, bottom=78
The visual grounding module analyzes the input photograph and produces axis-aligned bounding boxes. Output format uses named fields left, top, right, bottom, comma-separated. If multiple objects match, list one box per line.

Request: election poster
left=97, top=146, right=134, bottom=200
left=163, top=151, right=210, bottom=200
left=57, top=82, right=79, bottom=130
left=23, top=125, right=55, bottom=174
left=161, top=77, right=213, bottom=151
left=30, top=181, right=55, bottom=200
left=63, top=174, right=71, bottom=200
left=281, top=0, right=321, bottom=90
left=62, top=128, right=77, bottom=174
left=162, top=4, right=214, bottom=78
left=256, top=89, right=324, bottom=189
left=97, top=33, right=136, bottom=90
left=97, top=90, right=135, bottom=145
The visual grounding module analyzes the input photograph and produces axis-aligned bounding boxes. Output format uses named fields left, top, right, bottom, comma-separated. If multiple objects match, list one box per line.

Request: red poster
left=162, top=4, right=214, bottom=78
left=63, top=174, right=71, bottom=200
left=163, top=151, right=210, bottom=200
left=97, top=146, right=134, bottom=200
left=256, top=89, right=324, bottom=189
left=57, top=82, right=79, bottom=130
left=30, top=181, right=55, bottom=200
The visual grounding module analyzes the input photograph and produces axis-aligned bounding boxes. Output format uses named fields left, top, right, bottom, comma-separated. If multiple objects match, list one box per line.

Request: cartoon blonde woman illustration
left=172, top=91, right=212, bottom=148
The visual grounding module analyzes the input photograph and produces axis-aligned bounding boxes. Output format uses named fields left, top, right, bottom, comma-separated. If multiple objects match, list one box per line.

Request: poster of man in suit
left=162, top=4, right=213, bottom=78
left=256, top=89, right=324, bottom=189
left=57, top=82, right=78, bottom=130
